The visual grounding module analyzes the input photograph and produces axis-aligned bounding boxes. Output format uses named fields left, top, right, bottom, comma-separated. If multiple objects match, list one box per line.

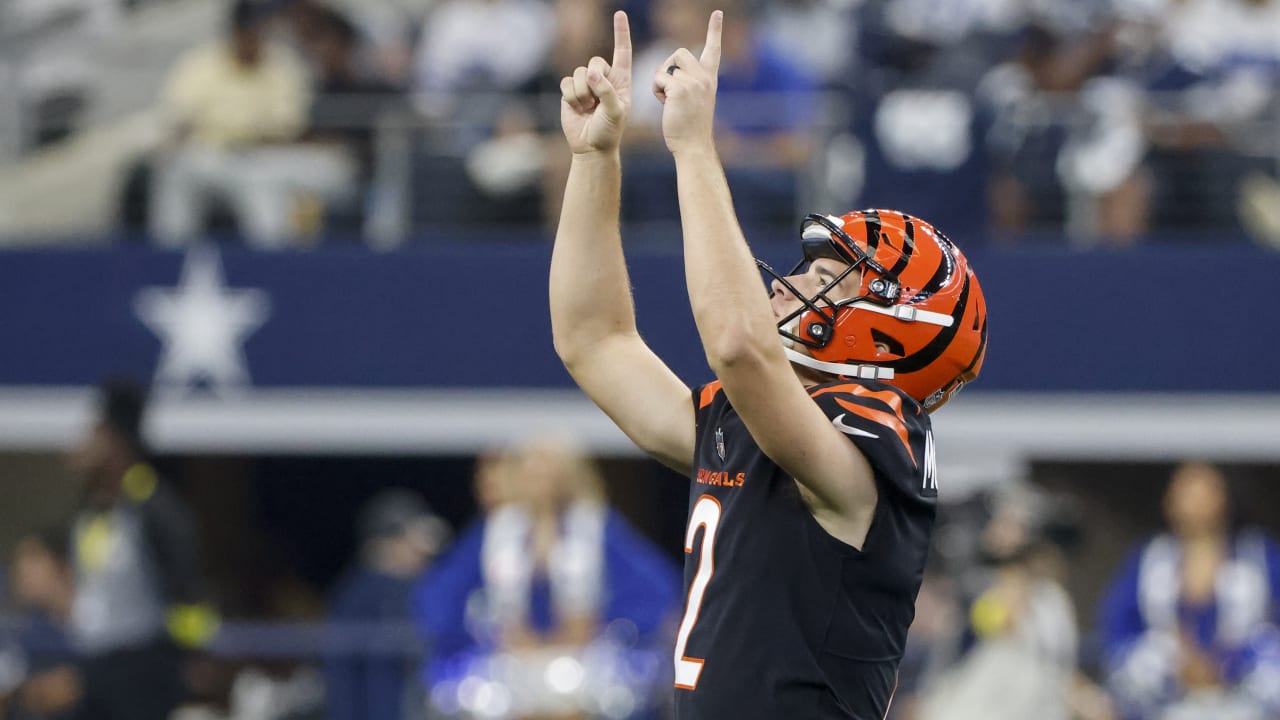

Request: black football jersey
left=673, top=378, right=937, bottom=719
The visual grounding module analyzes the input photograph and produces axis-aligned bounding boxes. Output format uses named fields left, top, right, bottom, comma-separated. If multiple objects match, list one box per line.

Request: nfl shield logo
left=715, top=427, right=725, bottom=463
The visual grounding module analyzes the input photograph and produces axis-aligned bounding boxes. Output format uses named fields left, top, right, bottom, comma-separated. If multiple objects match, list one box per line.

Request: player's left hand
left=651, top=10, right=722, bottom=156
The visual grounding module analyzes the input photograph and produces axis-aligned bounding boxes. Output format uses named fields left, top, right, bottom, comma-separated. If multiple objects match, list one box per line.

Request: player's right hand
left=560, top=11, right=631, bottom=155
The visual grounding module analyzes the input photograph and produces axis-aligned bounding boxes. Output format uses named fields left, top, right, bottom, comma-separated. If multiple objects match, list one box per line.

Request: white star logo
left=135, top=247, right=271, bottom=396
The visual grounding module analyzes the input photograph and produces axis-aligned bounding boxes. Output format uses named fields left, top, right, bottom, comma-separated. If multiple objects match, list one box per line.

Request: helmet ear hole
left=870, top=329, right=905, bottom=356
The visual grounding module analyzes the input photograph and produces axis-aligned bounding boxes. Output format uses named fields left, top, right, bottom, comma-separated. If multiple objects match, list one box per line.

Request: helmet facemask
left=757, top=214, right=904, bottom=375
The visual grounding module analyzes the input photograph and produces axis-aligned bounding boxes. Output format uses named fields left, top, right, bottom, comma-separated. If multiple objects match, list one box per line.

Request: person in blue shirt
left=413, top=440, right=681, bottom=718
left=1099, top=462, right=1280, bottom=720
left=1, top=529, right=81, bottom=720
left=325, top=489, right=449, bottom=720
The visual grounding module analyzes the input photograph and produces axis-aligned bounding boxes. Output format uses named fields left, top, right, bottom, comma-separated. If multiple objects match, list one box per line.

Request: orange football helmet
left=759, top=209, right=987, bottom=411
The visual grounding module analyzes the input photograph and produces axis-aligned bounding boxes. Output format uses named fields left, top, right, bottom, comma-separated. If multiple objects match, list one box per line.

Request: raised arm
left=652, top=12, right=877, bottom=545
left=550, top=11, right=694, bottom=474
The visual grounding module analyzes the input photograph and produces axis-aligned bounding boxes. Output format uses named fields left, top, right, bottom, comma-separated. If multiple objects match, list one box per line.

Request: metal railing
left=1, top=87, right=1277, bottom=247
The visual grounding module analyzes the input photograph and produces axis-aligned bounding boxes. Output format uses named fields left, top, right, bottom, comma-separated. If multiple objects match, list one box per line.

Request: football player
left=549, top=10, right=988, bottom=718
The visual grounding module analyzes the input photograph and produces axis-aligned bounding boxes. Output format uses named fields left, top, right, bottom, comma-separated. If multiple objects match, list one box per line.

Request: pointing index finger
left=700, top=10, right=723, bottom=71
left=612, top=11, right=632, bottom=75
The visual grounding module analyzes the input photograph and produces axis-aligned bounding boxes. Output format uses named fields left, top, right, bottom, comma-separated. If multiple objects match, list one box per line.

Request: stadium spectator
left=411, top=0, right=555, bottom=143
left=324, top=488, right=448, bottom=720
left=65, top=377, right=214, bottom=720
left=323, top=0, right=421, bottom=87
left=0, top=529, right=81, bottom=720
left=847, top=0, right=1025, bottom=241
left=758, top=0, right=858, bottom=89
left=977, top=36, right=1055, bottom=241
left=1125, top=0, right=1280, bottom=240
left=403, top=0, right=557, bottom=232
left=485, top=440, right=613, bottom=654
left=471, top=447, right=515, bottom=516
left=1099, top=462, right=1280, bottom=720
left=0, top=0, right=123, bottom=154
left=916, top=487, right=1114, bottom=720
left=472, top=0, right=616, bottom=230
left=298, top=6, right=406, bottom=240
left=1048, top=0, right=1184, bottom=246
left=149, top=0, right=355, bottom=249
left=414, top=439, right=681, bottom=719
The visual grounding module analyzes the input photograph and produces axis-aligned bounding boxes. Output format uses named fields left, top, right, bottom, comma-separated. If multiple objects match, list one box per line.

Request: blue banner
left=1, top=243, right=1274, bottom=393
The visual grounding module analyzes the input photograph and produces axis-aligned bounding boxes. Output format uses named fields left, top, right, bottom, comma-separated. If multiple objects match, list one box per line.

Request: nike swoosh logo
left=832, top=414, right=879, bottom=439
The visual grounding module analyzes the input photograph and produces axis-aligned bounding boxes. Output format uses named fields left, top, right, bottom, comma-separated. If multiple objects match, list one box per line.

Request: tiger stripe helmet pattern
left=758, top=209, right=988, bottom=412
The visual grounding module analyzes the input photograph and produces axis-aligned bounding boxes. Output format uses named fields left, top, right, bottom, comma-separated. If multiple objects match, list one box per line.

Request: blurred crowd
left=0, top=380, right=684, bottom=720
left=2, top=387, right=1280, bottom=719
left=1, top=0, right=1277, bottom=248
left=894, top=461, right=1280, bottom=720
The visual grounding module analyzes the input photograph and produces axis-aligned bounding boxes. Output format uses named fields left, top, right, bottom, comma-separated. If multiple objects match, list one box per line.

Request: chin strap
left=783, top=347, right=895, bottom=380
left=845, top=300, right=955, bottom=327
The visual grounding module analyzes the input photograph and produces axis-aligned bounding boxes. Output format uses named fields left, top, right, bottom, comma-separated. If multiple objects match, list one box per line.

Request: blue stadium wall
left=2, top=241, right=1277, bottom=464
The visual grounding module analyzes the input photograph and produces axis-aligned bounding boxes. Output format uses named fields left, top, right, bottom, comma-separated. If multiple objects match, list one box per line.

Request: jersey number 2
left=674, top=494, right=721, bottom=690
